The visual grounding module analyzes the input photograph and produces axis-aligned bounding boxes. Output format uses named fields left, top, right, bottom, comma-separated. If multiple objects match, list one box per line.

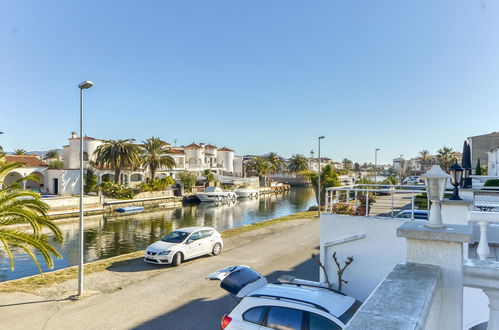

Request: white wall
left=320, top=214, right=408, bottom=301
left=217, top=151, right=234, bottom=173
left=45, top=169, right=80, bottom=195
left=64, top=138, right=103, bottom=169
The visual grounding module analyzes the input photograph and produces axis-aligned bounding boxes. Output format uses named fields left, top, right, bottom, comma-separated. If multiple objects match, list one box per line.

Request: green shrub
left=484, top=179, right=499, bottom=187
left=84, top=169, right=98, bottom=194
left=178, top=171, right=197, bottom=193
left=48, top=160, right=64, bottom=169
left=139, top=177, right=175, bottom=192
left=100, top=182, right=134, bottom=199
left=332, top=202, right=357, bottom=215
left=382, top=176, right=399, bottom=185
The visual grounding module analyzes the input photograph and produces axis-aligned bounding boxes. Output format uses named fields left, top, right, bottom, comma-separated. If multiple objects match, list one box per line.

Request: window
left=308, top=312, right=341, bottom=330
left=83, top=152, right=89, bottom=161
left=265, top=307, right=303, bottom=330
left=161, top=231, right=189, bottom=243
left=243, top=307, right=266, bottom=325
left=189, top=232, right=201, bottom=241
left=200, top=230, right=213, bottom=238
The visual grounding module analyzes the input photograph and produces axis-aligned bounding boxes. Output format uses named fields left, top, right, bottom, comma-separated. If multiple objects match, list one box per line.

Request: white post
left=78, top=87, right=84, bottom=297
left=365, top=192, right=369, bottom=216
left=484, top=289, right=499, bottom=330
left=478, top=221, right=491, bottom=260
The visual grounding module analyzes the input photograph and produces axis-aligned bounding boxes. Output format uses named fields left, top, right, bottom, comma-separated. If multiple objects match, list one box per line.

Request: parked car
left=395, top=210, right=428, bottom=220
left=207, top=265, right=362, bottom=329
left=403, top=176, right=422, bottom=185
left=144, top=227, right=223, bottom=266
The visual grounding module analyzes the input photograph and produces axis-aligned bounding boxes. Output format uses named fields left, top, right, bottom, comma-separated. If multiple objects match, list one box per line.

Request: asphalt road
left=0, top=219, right=319, bottom=330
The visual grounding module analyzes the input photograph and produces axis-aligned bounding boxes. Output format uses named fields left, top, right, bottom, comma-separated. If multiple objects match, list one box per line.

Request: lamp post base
left=425, top=202, right=445, bottom=228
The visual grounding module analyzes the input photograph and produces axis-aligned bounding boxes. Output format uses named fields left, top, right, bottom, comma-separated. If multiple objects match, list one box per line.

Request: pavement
left=0, top=218, right=319, bottom=330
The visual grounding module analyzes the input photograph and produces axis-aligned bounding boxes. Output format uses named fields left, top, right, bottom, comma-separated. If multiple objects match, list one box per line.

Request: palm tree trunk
left=115, top=169, right=120, bottom=184
left=151, top=167, right=156, bottom=181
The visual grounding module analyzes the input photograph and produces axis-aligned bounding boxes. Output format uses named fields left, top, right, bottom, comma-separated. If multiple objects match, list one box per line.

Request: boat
left=234, top=185, right=259, bottom=198
left=195, top=186, right=237, bottom=202
left=115, top=206, right=145, bottom=213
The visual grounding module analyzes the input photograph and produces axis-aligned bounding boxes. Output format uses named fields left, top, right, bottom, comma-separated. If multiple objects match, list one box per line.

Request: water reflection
left=0, top=187, right=314, bottom=281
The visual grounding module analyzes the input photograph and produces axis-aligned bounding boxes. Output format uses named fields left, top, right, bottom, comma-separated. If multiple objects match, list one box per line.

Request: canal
left=0, top=187, right=316, bottom=282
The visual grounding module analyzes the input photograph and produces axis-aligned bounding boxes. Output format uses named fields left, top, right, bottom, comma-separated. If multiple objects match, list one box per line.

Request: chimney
left=200, top=143, right=206, bottom=148
left=71, top=131, right=77, bottom=139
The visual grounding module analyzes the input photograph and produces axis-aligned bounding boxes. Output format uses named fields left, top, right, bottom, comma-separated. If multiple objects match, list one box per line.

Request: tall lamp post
left=317, top=136, right=325, bottom=217
left=374, top=148, right=380, bottom=183
left=77, top=80, right=93, bottom=298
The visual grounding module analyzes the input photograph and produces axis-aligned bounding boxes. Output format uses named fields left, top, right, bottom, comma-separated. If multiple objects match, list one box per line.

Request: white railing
left=324, top=184, right=428, bottom=219
left=469, top=211, right=499, bottom=261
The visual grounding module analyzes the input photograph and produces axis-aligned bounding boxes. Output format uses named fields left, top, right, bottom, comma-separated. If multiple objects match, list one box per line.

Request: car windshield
left=161, top=231, right=189, bottom=243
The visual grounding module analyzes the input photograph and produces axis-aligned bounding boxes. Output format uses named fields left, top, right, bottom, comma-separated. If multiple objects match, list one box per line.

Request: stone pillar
left=397, top=222, right=472, bottom=330
left=441, top=198, right=473, bottom=259
left=484, top=289, right=499, bottom=330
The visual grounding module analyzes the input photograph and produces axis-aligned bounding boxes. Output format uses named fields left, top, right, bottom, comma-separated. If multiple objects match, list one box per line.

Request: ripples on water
left=0, top=187, right=315, bottom=281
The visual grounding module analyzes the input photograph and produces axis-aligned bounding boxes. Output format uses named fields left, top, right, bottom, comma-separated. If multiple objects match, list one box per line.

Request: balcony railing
left=324, top=184, right=428, bottom=220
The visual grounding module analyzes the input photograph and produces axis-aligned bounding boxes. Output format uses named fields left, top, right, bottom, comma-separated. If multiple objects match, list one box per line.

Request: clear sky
left=1, top=1, right=498, bottom=164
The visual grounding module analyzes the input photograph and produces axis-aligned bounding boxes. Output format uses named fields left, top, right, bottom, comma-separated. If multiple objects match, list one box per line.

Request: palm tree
left=0, top=158, right=63, bottom=273
left=246, top=156, right=273, bottom=186
left=342, top=158, right=353, bottom=171
left=265, top=152, right=284, bottom=174
left=94, top=139, right=142, bottom=184
left=288, top=154, right=309, bottom=172
left=417, top=150, right=432, bottom=171
left=141, top=137, right=175, bottom=181
left=437, top=146, right=455, bottom=172
left=13, top=149, right=27, bottom=155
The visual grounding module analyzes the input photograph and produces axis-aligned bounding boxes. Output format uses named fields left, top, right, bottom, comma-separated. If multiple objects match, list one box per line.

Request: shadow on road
left=107, top=255, right=214, bottom=273
left=0, top=297, right=70, bottom=308
left=133, top=248, right=319, bottom=330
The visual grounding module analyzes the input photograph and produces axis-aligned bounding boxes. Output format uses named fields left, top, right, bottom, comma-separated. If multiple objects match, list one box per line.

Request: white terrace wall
left=320, top=214, right=408, bottom=301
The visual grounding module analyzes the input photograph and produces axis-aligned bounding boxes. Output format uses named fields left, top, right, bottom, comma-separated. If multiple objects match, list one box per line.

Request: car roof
left=176, top=227, right=216, bottom=233
left=248, top=283, right=356, bottom=317
left=399, top=210, right=428, bottom=214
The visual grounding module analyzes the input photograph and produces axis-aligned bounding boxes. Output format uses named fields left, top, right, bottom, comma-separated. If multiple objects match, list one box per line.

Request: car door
left=184, top=231, right=203, bottom=259
left=199, top=229, right=214, bottom=254
left=259, top=306, right=304, bottom=330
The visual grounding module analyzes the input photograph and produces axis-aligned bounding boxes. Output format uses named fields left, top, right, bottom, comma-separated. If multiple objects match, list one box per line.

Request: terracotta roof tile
left=184, top=143, right=201, bottom=149
left=168, top=149, right=185, bottom=155
left=218, top=147, right=234, bottom=152
left=205, top=144, right=217, bottom=149
left=4, top=155, right=48, bottom=167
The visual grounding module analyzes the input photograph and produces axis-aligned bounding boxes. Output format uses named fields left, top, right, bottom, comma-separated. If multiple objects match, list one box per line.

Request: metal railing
left=473, top=187, right=499, bottom=212
left=324, top=184, right=429, bottom=220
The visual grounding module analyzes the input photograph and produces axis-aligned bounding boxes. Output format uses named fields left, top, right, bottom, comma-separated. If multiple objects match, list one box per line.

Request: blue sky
left=1, top=1, right=498, bottom=164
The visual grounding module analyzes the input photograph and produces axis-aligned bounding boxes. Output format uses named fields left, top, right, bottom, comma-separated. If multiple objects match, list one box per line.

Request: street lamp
left=77, top=80, right=93, bottom=298
left=449, top=160, right=464, bottom=200
left=374, top=148, right=380, bottom=183
left=317, top=136, right=325, bottom=217
left=421, top=164, right=450, bottom=228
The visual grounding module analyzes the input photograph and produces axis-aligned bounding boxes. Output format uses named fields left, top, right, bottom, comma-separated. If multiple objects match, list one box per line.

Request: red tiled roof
left=218, top=147, right=234, bottom=152
left=4, top=155, right=48, bottom=167
left=184, top=143, right=201, bottom=149
left=205, top=144, right=217, bottom=149
left=168, top=149, right=185, bottom=155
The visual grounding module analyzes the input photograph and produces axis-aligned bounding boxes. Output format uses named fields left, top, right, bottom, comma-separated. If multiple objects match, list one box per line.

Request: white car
left=207, top=265, right=362, bottom=329
left=144, top=227, right=223, bottom=266
left=403, top=176, right=421, bottom=185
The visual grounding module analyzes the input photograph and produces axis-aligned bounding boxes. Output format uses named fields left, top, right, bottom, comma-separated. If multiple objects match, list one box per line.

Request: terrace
left=320, top=182, right=499, bottom=329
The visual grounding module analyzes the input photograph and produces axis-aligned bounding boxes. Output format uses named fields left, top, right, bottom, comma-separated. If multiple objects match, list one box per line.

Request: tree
left=437, top=146, right=454, bottom=172
left=342, top=158, right=353, bottom=171
left=202, top=169, right=216, bottom=185
left=141, top=137, right=175, bottom=181
left=94, top=139, right=142, bottom=184
left=302, top=164, right=340, bottom=204
left=245, top=156, right=273, bottom=186
left=84, top=168, right=98, bottom=194
left=476, top=158, right=482, bottom=175
left=13, top=149, right=27, bottom=155
left=45, top=150, right=59, bottom=159
left=353, top=162, right=361, bottom=172
left=0, top=158, right=63, bottom=273
left=288, top=154, right=308, bottom=172
left=265, top=152, right=284, bottom=174
left=417, top=150, right=432, bottom=171
left=48, top=160, right=64, bottom=169
left=178, top=171, right=197, bottom=193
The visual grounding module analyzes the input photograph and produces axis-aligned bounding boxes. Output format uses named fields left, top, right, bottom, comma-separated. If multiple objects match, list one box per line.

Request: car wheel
left=172, top=252, right=183, bottom=266
left=212, top=243, right=222, bottom=256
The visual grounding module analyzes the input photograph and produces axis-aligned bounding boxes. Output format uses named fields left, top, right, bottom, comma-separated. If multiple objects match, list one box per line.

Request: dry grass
left=0, top=210, right=317, bottom=293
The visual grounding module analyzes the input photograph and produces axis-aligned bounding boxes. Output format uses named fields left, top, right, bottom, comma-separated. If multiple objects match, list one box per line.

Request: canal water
left=0, top=187, right=316, bottom=282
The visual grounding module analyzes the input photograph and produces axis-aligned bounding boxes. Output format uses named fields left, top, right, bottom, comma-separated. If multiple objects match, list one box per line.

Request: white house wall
left=320, top=214, right=407, bottom=301
left=45, top=169, right=80, bottom=195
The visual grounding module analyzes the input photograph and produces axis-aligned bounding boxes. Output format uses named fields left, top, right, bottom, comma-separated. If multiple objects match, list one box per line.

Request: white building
left=488, top=148, right=499, bottom=176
